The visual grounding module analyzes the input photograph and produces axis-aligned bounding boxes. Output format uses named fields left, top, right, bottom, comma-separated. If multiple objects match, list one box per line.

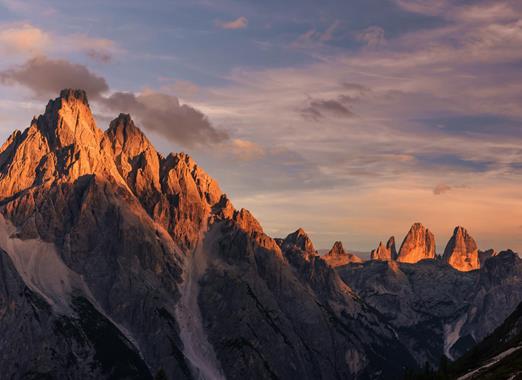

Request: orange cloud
left=216, top=16, right=248, bottom=30
left=0, top=23, right=49, bottom=55
left=0, top=22, right=119, bottom=61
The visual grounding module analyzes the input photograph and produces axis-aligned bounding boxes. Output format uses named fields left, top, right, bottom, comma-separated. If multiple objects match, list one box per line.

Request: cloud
left=393, top=0, right=450, bottom=15
left=231, top=138, right=265, bottom=161
left=433, top=183, right=452, bottom=195
left=356, top=26, right=385, bottom=47
left=0, top=22, right=118, bottom=62
left=0, top=56, right=109, bottom=98
left=319, top=20, right=341, bottom=42
left=0, top=23, right=49, bottom=55
left=0, top=57, right=228, bottom=147
left=101, top=90, right=228, bottom=147
left=301, top=97, right=354, bottom=120
left=216, top=16, right=248, bottom=30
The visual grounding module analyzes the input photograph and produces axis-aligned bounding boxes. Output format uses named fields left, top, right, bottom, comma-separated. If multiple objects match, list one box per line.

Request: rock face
left=337, top=250, right=522, bottom=367
left=323, top=240, right=363, bottom=267
left=446, top=300, right=522, bottom=379
left=371, top=236, right=397, bottom=261
left=397, top=223, right=436, bottom=263
left=443, top=226, right=480, bottom=271
left=0, top=89, right=417, bottom=379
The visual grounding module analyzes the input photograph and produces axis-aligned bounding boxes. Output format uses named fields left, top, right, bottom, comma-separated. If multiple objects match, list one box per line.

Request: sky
left=0, top=0, right=521, bottom=253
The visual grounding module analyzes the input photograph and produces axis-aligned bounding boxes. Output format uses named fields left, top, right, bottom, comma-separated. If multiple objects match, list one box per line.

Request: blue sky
left=0, top=0, right=521, bottom=253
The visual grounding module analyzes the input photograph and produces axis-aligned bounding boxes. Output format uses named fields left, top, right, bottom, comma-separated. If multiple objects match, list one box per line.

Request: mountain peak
left=330, top=241, right=344, bottom=256
left=59, top=88, right=89, bottom=105
left=397, top=222, right=436, bottom=263
left=443, top=226, right=479, bottom=271
left=324, top=240, right=363, bottom=267
left=282, top=228, right=316, bottom=253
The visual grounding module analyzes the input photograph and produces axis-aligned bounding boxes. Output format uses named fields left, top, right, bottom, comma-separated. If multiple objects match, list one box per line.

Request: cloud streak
left=0, top=22, right=118, bottom=62
left=216, top=16, right=248, bottom=30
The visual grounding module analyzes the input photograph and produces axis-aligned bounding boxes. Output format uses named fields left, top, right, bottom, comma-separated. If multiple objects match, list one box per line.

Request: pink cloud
left=216, top=16, right=248, bottom=30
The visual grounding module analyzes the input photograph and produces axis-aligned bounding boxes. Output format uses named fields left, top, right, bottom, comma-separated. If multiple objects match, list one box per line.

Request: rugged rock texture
left=337, top=251, right=522, bottom=367
left=323, top=240, right=363, bottom=267
left=443, top=226, right=480, bottom=272
left=397, top=223, right=436, bottom=263
left=443, top=301, right=522, bottom=379
left=0, top=89, right=419, bottom=379
left=370, top=237, right=397, bottom=261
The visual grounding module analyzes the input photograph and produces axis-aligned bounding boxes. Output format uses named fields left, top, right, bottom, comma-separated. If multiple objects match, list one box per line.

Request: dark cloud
left=0, top=56, right=109, bottom=99
left=0, top=56, right=228, bottom=147
left=301, top=97, right=354, bottom=120
left=433, top=183, right=452, bottom=195
left=101, top=91, right=229, bottom=147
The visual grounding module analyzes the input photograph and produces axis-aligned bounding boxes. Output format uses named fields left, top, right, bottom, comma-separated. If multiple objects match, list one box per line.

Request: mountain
left=443, top=226, right=480, bottom=272
left=397, top=223, right=436, bottom=264
left=323, top=240, right=363, bottom=267
left=337, top=250, right=522, bottom=367
left=0, top=89, right=418, bottom=379
left=442, top=301, right=522, bottom=379
left=370, top=236, right=397, bottom=261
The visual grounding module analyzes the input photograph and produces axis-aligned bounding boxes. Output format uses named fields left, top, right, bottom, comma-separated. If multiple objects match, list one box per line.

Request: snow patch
left=457, top=346, right=522, bottom=380
left=175, top=225, right=225, bottom=380
left=444, top=314, right=467, bottom=360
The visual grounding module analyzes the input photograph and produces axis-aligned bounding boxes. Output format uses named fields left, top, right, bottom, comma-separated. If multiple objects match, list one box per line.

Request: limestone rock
left=397, top=223, right=436, bottom=263
left=371, top=236, right=397, bottom=261
left=324, top=241, right=363, bottom=267
left=443, top=226, right=480, bottom=271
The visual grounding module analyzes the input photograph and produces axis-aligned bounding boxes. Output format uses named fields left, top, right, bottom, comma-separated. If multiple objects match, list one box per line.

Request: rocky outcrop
left=371, top=236, right=397, bottom=261
left=323, top=241, right=363, bottom=267
left=397, top=223, right=436, bottom=263
left=443, top=226, right=480, bottom=272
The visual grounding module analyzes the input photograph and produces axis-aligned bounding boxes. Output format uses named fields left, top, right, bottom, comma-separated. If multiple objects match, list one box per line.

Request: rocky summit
left=397, top=222, right=436, bottom=263
left=323, top=240, right=363, bottom=267
left=443, top=226, right=480, bottom=271
left=370, top=236, right=397, bottom=261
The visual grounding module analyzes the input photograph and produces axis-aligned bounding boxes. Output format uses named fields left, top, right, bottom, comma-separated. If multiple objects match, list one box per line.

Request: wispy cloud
left=216, top=16, right=248, bottom=30
left=0, top=22, right=119, bottom=62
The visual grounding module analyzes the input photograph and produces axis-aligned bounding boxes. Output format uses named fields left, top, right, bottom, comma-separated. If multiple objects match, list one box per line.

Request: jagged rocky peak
left=371, top=236, right=397, bottom=261
left=0, top=89, right=125, bottom=198
left=371, top=241, right=389, bottom=261
left=443, top=226, right=480, bottom=272
left=387, top=236, right=398, bottom=259
left=329, top=241, right=345, bottom=256
left=106, top=113, right=151, bottom=155
left=282, top=228, right=316, bottom=253
left=397, top=222, right=436, bottom=263
left=37, top=88, right=101, bottom=149
left=324, top=240, right=363, bottom=267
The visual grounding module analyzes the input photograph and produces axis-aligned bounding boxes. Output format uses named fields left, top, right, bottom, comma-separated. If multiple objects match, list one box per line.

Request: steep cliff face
left=397, top=223, right=436, bottom=263
left=443, top=226, right=480, bottom=272
left=0, top=90, right=416, bottom=379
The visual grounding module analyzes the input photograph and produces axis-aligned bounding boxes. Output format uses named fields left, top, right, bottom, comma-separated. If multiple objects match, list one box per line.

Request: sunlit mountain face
left=0, top=1, right=521, bottom=379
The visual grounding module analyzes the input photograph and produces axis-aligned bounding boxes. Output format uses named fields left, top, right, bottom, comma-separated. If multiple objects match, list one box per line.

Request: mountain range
left=0, top=89, right=520, bottom=379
